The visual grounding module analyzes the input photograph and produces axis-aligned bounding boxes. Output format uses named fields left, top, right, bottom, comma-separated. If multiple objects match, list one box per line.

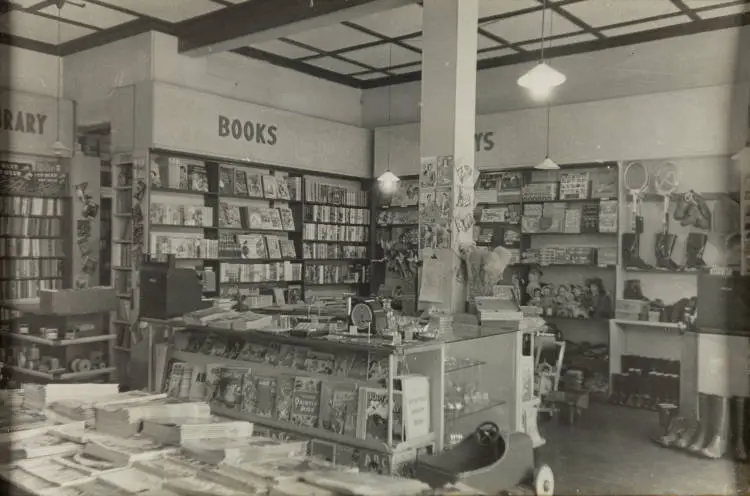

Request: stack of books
left=22, top=384, right=120, bottom=411
left=140, top=416, right=254, bottom=446
left=82, top=432, right=178, bottom=465
left=94, top=397, right=208, bottom=437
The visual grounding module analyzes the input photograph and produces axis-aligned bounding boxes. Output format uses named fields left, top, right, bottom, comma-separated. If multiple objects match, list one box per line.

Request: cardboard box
left=39, top=287, right=117, bottom=315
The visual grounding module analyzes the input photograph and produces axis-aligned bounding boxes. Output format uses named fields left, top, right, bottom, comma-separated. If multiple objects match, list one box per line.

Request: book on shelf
left=0, top=195, right=64, bottom=217
left=209, top=366, right=248, bottom=410
left=152, top=156, right=208, bottom=192
left=591, top=167, right=618, bottom=199
left=286, top=177, right=302, bottom=201
left=356, top=387, right=403, bottom=443
left=237, top=234, right=268, bottom=259
left=141, top=416, right=254, bottom=445
left=304, top=205, right=370, bottom=225
left=559, top=171, right=590, bottom=200
left=289, top=377, right=321, bottom=428
left=278, top=207, right=296, bottom=231
left=219, top=165, right=234, bottom=195
left=319, top=382, right=358, bottom=436
left=82, top=433, right=178, bottom=465
left=304, top=180, right=368, bottom=207
left=276, top=179, right=291, bottom=201
left=189, top=163, right=209, bottom=192
left=303, top=223, right=368, bottom=243
left=302, top=242, right=367, bottom=260
left=151, top=234, right=219, bottom=260
left=220, top=261, right=302, bottom=284
left=150, top=202, right=214, bottom=227
left=262, top=175, right=278, bottom=199
left=234, top=170, right=249, bottom=196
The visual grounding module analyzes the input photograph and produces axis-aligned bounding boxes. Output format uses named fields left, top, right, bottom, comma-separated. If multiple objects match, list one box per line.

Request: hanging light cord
left=544, top=1, right=553, bottom=157
left=385, top=44, right=393, bottom=171
left=539, top=0, right=548, bottom=62
left=56, top=7, right=62, bottom=144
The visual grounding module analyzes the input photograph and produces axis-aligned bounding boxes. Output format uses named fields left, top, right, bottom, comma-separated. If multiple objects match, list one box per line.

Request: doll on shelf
left=555, top=285, right=570, bottom=317
left=526, top=267, right=543, bottom=300
left=540, top=284, right=556, bottom=317
left=585, top=277, right=613, bottom=318
left=529, top=287, right=543, bottom=307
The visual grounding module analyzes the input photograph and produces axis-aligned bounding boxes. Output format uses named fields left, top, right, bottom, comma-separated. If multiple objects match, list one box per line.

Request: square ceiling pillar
left=419, top=0, right=478, bottom=312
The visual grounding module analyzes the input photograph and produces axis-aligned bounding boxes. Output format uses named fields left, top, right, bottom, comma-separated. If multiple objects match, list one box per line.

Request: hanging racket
left=623, top=161, right=649, bottom=230
left=653, top=162, right=679, bottom=233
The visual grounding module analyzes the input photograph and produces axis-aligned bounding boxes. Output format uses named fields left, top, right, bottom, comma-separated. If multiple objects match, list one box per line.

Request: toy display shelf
left=162, top=324, right=445, bottom=474
left=0, top=298, right=117, bottom=385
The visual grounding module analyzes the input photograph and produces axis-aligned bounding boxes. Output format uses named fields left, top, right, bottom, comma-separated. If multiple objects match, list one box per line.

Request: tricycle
left=414, top=422, right=554, bottom=495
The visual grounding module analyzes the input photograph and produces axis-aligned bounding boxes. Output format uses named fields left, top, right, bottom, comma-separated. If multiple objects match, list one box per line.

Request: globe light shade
left=731, top=147, right=749, bottom=161
left=52, top=140, right=69, bottom=156
left=517, top=62, right=566, bottom=98
left=534, top=157, right=560, bottom=170
left=377, top=170, right=400, bottom=193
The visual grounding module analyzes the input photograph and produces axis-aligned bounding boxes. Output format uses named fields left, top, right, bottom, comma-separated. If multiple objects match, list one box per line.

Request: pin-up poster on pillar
left=148, top=82, right=371, bottom=177
left=0, top=90, right=75, bottom=158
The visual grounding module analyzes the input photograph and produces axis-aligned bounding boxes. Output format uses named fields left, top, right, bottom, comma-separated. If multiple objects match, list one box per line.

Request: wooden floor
left=534, top=403, right=747, bottom=495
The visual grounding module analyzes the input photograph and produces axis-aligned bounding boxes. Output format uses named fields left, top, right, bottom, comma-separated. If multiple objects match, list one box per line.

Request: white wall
left=63, top=33, right=153, bottom=127
left=150, top=32, right=364, bottom=127
left=374, top=84, right=749, bottom=176
left=1, top=46, right=59, bottom=97
left=363, top=26, right=750, bottom=128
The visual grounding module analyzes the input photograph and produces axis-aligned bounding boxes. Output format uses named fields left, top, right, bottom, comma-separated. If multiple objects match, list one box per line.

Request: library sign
left=0, top=90, right=74, bottom=157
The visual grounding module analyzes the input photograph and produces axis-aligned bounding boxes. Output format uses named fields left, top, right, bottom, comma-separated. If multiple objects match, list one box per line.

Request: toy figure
left=529, top=287, right=542, bottom=307
left=540, top=285, right=555, bottom=316
left=526, top=268, right=543, bottom=299
left=586, top=278, right=613, bottom=318
left=555, top=285, right=570, bottom=317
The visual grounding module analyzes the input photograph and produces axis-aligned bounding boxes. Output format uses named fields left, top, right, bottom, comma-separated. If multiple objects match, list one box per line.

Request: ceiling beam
left=176, top=0, right=415, bottom=57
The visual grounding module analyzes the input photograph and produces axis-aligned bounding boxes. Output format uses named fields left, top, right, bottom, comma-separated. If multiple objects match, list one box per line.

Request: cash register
left=139, top=255, right=207, bottom=319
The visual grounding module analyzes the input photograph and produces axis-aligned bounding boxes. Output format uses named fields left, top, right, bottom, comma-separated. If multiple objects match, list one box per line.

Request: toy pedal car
left=414, top=422, right=554, bottom=495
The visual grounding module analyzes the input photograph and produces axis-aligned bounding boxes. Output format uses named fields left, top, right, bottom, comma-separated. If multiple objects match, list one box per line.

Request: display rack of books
left=0, top=287, right=117, bottom=384
left=0, top=385, right=460, bottom=495
left=474, top=163, right=619, bottom=322
left=161, top=315, right=444, bottom=475
left=302, top=178, right=373, bottom=298
left=0, top=159, right=70, bottom=300
left=373, top=177, right=420, bottom=313
left=110, top=152, right=147, bottom=384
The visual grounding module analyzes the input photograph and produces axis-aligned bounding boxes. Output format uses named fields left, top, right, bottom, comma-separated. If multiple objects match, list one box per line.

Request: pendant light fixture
left=534, top=7, right=559, bottom=170
left=377, top=44, right=400, bottom=191
left=53, top=1, right=70, bottom=157
left=517, top=0, right=566, bottom=100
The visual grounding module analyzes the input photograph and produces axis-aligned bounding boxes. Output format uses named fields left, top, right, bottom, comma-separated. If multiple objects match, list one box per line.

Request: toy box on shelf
left=0, top=287, right=118, bottom=385
left=160, top=323, right=444, bottom=475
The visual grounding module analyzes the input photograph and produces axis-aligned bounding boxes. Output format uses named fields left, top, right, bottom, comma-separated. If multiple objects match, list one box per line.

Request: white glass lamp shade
left=517, top=62, right=566, bottom=99
left=378, top=170, right=400, bottom=183
left=534, top=157, right=560, bottom=170
left=52, top=140, right=69, bottom=156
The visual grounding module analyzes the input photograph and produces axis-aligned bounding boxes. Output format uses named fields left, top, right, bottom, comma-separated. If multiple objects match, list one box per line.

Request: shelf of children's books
left=221, top=194, right=299, bottom=202
left=219, top=280, right=303, bottom=286
left=151, top=187, right=217, bottom=196
left=521, top=231, right=617, bottom=236
left=476, top=201, right=520, bottom=206
left=0, top=235, right=62, bottom=240
left=305, top=259, right=371, bottom=263
left=210, top=403, right=433, bottom=454
left=218, top=258, right=302, bottom=264
left=150, top=224, right=215, bottom=230
left=304, top=201, right=369, bottom=208
left=219, top=227, right=299, bottom=234
left=0, top=214, right=64, bottom=219
left=177, top=325, right=442, bottom=355
left=304, top=222, right=371, bottom=227
left=304, top=282, right=369, bottom=287
left=302, top=240, right=368, bottom=245
left=377, top=223, right=418, bottom=228
left=517, top=263, right=616, bottom=269
left=0, top=256, right=65, bottom=260
left=171, top=350, right=381, bottom=388
left=624, top=267, right=703, bottom=275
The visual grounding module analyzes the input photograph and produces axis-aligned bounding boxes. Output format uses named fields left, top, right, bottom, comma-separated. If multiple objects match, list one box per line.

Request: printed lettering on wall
left=218, top=115, right=278, bottom=146
left=0, top=107, right=48, bottom=135
left=474, top=131, right=495, bottom=152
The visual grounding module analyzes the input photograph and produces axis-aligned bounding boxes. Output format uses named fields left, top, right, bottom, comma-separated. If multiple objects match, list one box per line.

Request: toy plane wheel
left=534, top=464, right=554, bottom=496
